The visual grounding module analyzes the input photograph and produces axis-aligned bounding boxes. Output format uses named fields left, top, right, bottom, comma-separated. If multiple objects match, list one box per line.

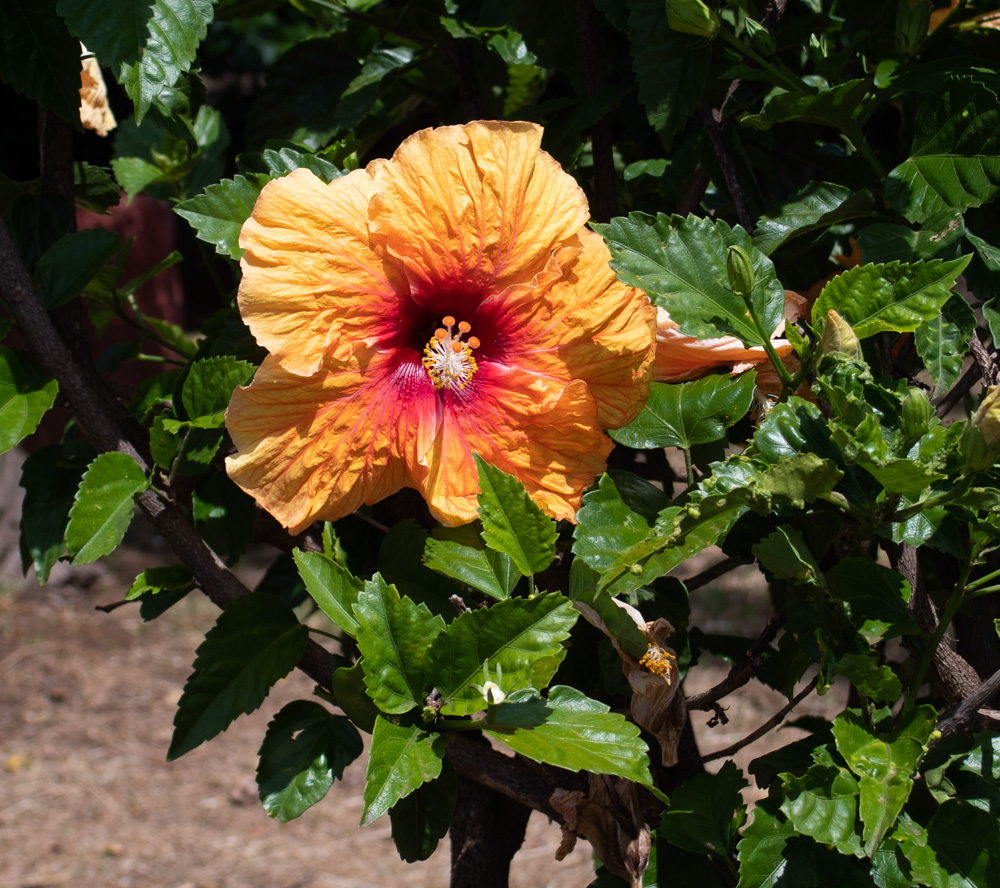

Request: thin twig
left=968, top=332, right=998, bottom=387
left=699, top=104, right=753, bottom=232
left=682, top=556, right=742, bottom=592
left=687, top=609, right=787, bottom=711
left=935, top=359, right=981, bottom=418
left=935, top=666, right=1000, bottom=743
left=701, top=674, right=820, bottom=763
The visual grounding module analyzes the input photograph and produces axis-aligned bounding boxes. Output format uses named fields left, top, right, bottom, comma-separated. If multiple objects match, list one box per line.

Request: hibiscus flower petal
left=238, top=168, right=406, bottom=377
left=225, top=354, right=430, bottom=533
left=413, top=364, right=613, bottom=525
left=495, top=229, right=657, bottom=430
left=369, top=121, right=589, bottom=299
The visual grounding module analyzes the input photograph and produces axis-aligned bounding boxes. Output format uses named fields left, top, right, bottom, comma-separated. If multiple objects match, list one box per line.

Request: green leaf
left=886, top=79, right=1000, bottom=223
left=833, top=707, right=937, bottom=855
left=65, top=452, right=148, bottom=565
left=362, top=715, right=448, bottom=827
left=245, top=36, right=358, bottom=149
left=35, top=229, right=122, bottom=309
left=423, top=592, right=577, bottom=716
left=18, top=440, right=94, bottom=583
left=753, top=526, right=822, bottom=584
left=73, top=162, right=122, bottom=214
left=423, top=525, right=518, bottom=600
left=914, top=800, right=1000, bottom=888
left=611, top=373, right=756, bottom=450
left=756, top=454, right=844, bottom=510
left=573, top=472, right=660, bottom=575
left=626, top=0, right=709, bottom=145
left=601, top=496, right=746, bottom=597
left=736, top=799, right=796, bottom=888
left=0, top=346, right=59, bottom=456
left=111, top=156, right=166, bottom=201
left=336, top=45, right=416, bottom=131
left=235, top=146, right=346, bottom=183
left=126, top=564, right=194, bottom=599
left=293, top=549, right=363, bottom=637
left=58, top=0, right=215, bottom=123
left=594, top=213, right=785, bottom=346
left=174, top=174, right=270, bottom=259
left=181, top=355, right=255, bottom=423
left=354, top=575, right=445, bottom=715
left=168, top=593, right=309, bottom=760
left=377, top=520, right=457, bottom=617
left=568, top=560, right=648, bottom=659
left=474, top=455, right=557, bottom=577
left=256, top=700, right=363, bottom=822
left=753, top=183, right=875, bottom=256
left=660, top=760, right=748, bottom=860
left=483, top=686, right=652, bottom=784
left=388, top=762, right=458, bottom=863
left=779, top=760, right=862, bottom=857
left=741, top=80, right=871, bottom=132
left=331, top=662, right=378, bottom=735
left=192, top=474, right=256, bottom=564
left=858, top=215, right=966, bottom=264
left=915, top=295, right=977, bottom=396
left=811, top=257, right=971, bottom=339
left=825, top=558, right=918, bottom=643
left=0, top=0, right=81, bottom=123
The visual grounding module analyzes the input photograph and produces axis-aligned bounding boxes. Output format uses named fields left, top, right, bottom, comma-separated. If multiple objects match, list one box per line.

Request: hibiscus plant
left=2, top=1, right=1000, bottom=886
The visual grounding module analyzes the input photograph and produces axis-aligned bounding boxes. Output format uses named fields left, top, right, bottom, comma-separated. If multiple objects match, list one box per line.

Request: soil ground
left=0, top=448, right=840, bottom=888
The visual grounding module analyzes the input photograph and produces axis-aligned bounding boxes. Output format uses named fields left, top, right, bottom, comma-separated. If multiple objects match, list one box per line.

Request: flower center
left=422, top=316, right=480, bottom=391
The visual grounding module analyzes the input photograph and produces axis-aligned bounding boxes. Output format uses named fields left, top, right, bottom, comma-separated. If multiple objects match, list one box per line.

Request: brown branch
left=969, top=332, right=998, bottom=387
left=686, top=608, right=787, bottom=711
left=935, top=666, right=1000, bottom=743
left=576, top=0, right=617, bottom=223
left=699, top=104, right=753, bottom=232
left=682, top=556, right=742, bottom=592
left=701, top=674, right=819, bottom=763
left=887, top=542, right=981, bottom=705
left=935, top=360, right=981, bottom=418
left=446, top=735, right=587, bottom=821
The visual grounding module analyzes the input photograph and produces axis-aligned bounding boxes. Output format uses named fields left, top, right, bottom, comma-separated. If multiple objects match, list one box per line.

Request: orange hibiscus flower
left=225, top=122, right=656, bottom=532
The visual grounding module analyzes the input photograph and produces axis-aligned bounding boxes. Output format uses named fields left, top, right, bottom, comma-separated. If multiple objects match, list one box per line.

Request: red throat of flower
left=421, top=315, right=480, bottom=391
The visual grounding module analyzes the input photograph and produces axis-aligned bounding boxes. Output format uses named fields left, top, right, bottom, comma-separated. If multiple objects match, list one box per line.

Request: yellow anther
left=422, top=316, right=479, bottom=391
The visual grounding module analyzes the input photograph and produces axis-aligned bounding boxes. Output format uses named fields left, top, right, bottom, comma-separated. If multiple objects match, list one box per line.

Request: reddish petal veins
left=226, top=354, right=435, bottom=533
left=238, top=168, right=406, bottom=376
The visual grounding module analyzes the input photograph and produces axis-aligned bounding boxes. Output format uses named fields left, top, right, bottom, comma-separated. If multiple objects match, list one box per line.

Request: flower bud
left=901, top=389, right=932, bottom=441
left=726, top=245, right=756, bottom=299
left=972, top=385, right=1000, bottom=447
left=960, top=423, right=998, bottom=473
left=820, top=309, right=860, bottom=360
left=665, top=0, right=720, bottom=38
left=895, top=0, right=932, bottom=53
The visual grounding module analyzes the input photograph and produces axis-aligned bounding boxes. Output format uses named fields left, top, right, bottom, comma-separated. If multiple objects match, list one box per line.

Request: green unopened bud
left=901, top=389, right=932, bottom=441
left=960, top=423, right=998, bottom=473
left=972, top=385, right=1000, bottom=448
left=744, top=18, right=775, bottom=55
left=726, top=245, right=756, bottom=299
left=895, top=0, right=932, bottom=53
left=665, top=0, right=720, bottom=38
left=820, top=310, right=860, bottom=360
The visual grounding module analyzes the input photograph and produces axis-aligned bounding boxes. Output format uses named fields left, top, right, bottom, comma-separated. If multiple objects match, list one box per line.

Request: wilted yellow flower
left=79, top=44, right=115, bottom=137
left=226, top=122, right=657, bottom=531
